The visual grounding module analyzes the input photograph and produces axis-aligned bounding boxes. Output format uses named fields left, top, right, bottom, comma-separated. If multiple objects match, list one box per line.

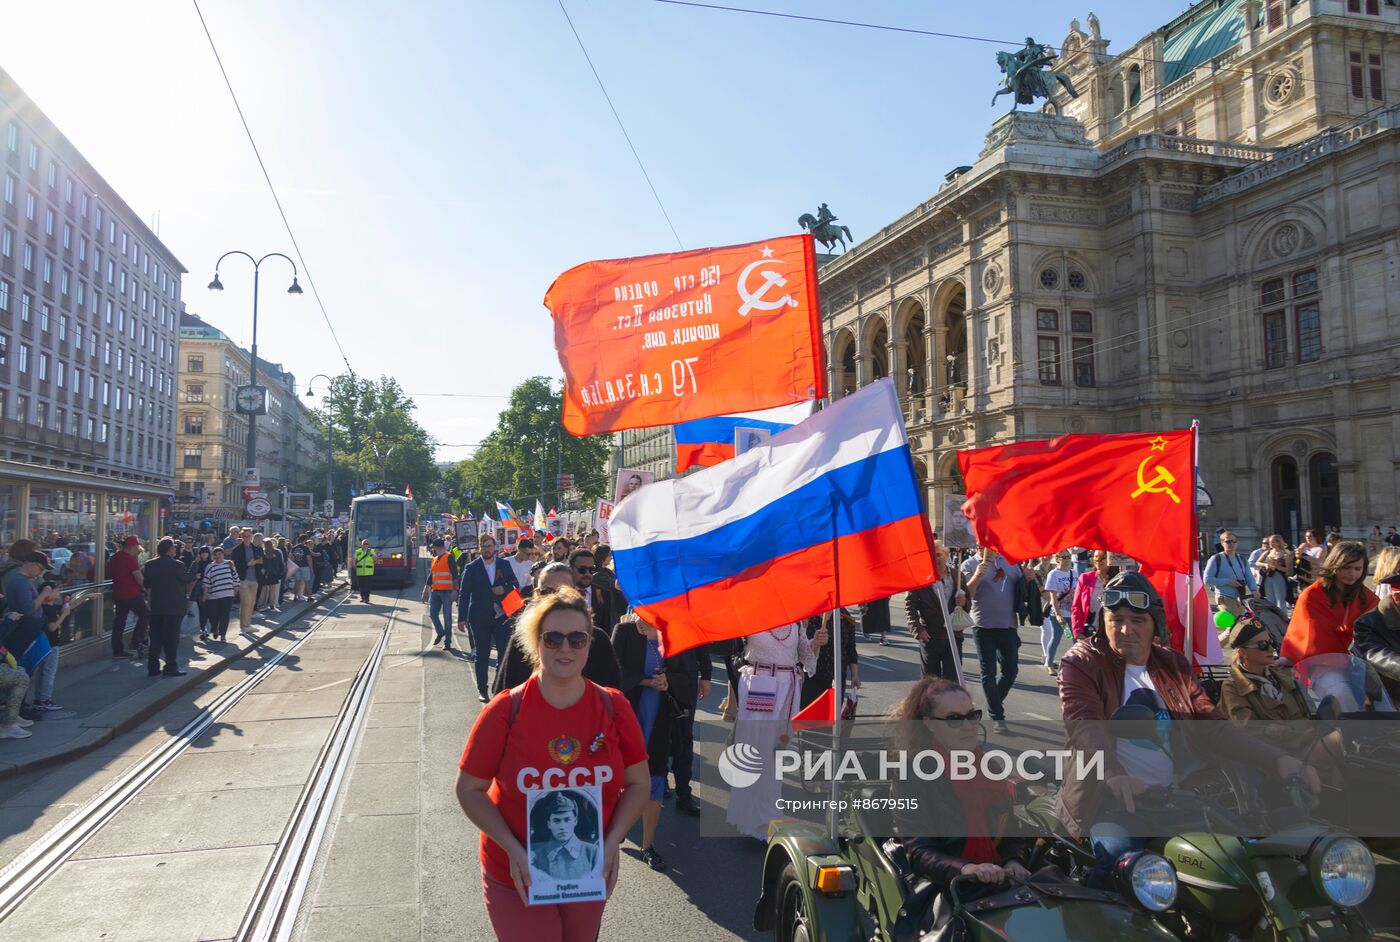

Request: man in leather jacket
left=1057, top=572, right=1317, bottom=888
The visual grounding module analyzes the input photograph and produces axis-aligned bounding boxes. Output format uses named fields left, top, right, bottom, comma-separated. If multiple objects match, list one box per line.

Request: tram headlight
left=1114, top=851, right=1178, bottom=913
left=1312, top=837, right=1375, bottom=908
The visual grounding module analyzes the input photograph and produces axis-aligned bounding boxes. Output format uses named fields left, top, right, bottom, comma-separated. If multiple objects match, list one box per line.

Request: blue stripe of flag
left=673, top=414, right=799, bottom=446
left=613, top=446, right=922, bottom=606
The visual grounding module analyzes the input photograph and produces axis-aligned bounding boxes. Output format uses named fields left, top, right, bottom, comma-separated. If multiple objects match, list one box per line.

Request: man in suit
left=569, top=547, right=612, bottom=634
left=457, top=534, right=519, bottom=702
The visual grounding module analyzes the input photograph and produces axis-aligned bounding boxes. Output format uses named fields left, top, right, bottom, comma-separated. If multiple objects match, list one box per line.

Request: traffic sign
left=246, top=497, right=271, bottom=519
left=323, top=499, right=335, bottom=516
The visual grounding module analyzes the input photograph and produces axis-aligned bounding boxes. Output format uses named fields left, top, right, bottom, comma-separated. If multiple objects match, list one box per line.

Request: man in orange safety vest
left=422, top=538, right=461, bottom=653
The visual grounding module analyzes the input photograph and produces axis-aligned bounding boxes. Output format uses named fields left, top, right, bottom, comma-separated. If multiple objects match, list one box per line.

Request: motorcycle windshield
left=1292, top=653, right=1397, bottom=715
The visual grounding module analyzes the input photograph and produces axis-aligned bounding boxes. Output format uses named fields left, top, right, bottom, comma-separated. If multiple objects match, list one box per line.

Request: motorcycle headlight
left=1114, top=851, right=1178, bottom=913
left=1312, top=837, right=1375, bottom=908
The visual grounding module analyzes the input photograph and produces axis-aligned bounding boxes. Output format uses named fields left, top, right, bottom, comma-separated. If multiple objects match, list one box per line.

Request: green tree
left=446, top=377, right=608, bottom=516
left=309, top=374, right=439, bottom=508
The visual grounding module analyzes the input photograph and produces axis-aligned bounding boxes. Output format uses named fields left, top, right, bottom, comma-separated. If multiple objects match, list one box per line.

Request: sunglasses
left=933, top=709, right=983, bottom=726
left=1221, top=539, right=1238, bottom=545
left=1103, top=589, right=1154, bottom=612
left=574, top=566, right=596, bottom=574
left=1243, top=640, right=1275, bottom=652
left=541, top=630, right=592, bottom=650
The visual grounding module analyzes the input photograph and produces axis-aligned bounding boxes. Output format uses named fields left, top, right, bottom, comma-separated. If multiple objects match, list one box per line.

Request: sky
left=0, top=0, right=1172, bottom=464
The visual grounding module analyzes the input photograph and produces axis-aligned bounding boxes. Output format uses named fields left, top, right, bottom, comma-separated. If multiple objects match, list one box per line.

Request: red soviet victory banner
left=544, top=234, right=826, bottom=436
left=957, top=428, right=1197, bottom=573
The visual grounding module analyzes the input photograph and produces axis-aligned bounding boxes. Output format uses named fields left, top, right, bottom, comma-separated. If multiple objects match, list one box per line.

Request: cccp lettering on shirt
left=516, top=764, right=614, bottom=791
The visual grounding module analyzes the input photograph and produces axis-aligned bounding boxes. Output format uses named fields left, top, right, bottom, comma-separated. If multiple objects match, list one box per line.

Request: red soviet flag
left=544, top=234, right=826, bottom=436
left=957, top=428, right=1197, bottom=573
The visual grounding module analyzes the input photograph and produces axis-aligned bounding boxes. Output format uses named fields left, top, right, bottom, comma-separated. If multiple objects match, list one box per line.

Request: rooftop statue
left=993, top=37, right=1080, bottom=115
left=798, top=202, right=853, bottom=254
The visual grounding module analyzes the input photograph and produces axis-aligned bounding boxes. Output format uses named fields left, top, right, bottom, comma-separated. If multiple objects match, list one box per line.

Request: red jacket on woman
left=1280, top=581, right=1379, bottom=662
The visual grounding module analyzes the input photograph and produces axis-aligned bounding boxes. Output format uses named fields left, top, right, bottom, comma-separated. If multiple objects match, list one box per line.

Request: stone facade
left=820, top=2, right=1400, bottom=544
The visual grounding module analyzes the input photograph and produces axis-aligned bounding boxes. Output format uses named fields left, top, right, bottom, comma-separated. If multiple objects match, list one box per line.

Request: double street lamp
left=207, top=252, right=302, bottom=471
left=304, top=374, right=335, bottom=515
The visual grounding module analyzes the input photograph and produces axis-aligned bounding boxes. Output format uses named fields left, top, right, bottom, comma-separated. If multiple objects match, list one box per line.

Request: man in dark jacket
left=907, top=583, right=960, bottom=680
left=143, top=537, right=195, bottom=677
left=1058, top=571, right=1316, bottom=889
left=458, top=535, right=520, bottom=702
left=665, top=641, right=711, bottom=815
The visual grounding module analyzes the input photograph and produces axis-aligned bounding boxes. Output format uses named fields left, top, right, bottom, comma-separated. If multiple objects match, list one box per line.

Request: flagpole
left=829, top=494, right=842, bottom=842
left=1186, top=420, right=1200, bottom=665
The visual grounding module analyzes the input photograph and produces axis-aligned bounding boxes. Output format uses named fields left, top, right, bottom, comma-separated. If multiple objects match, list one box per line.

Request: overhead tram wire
left=652, top=0, right=1375, bottom=98
left=557, top=0, right=685, bottom=251
left=190, top=0, right=355, bottom=375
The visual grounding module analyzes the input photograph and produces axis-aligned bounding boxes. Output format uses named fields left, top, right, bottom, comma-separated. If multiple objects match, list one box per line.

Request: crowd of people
left=443, top=519, right=1399, bottom=940
left=0, top=526, right=349, bottom=742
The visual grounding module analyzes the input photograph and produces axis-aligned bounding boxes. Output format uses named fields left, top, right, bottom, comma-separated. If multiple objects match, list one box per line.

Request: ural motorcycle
left=1090, top=701, right=1382, bottom=941
left=754, top=777, right=1183, bottom=942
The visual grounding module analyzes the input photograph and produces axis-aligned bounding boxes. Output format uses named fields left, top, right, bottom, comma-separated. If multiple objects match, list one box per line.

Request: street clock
left=235, top=384, right=269, bottom=415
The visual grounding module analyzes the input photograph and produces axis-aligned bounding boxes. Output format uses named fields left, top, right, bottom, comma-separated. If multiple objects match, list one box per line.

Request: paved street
left=0, top=580, right=1064, bottom=941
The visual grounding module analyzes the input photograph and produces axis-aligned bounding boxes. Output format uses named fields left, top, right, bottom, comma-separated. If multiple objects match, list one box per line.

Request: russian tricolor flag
left=612, top=379, right=937, bottom=655
left=672, top=402, right=815, bottom=473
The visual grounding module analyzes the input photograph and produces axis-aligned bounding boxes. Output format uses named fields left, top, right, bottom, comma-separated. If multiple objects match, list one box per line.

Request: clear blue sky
left=0, top=1, right=1170, bottom=462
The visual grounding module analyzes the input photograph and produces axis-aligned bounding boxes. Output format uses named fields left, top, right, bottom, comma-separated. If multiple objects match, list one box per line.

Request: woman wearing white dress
left=726, top=621, right=826, bottom=840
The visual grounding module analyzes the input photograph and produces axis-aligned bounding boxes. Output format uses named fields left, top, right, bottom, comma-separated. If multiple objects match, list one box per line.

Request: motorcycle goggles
left=541, top=630, right=592, bottom=650
left=1102, top=588, right=1154, bottom=612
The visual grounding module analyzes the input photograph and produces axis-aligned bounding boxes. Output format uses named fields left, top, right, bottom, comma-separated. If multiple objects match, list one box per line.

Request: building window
left=183, top=448, right=202, bottom=469
left=38, top=353, right=47, bottom=381
left=1038, top=268, right=1059, bottom=290
left=16, top=395, right=27, bottom=422
left=1071, top=338, right=1095, bottom=386
left=17, top=344, right=28, bottom=373
left=2, top=174, right=11, bottom=204
left=1037, top=336, right=1061, bottom=385
left=1070, top=310, right=1094, bottom=335
left=39, top=306, right=48, bottom=332
left=1259, top=269, right=1320, bottom=367
left=0, top=280, right=7, bottom=311
left=1267, top=0, right=1284, bottom=29
left=1368, top=54, right=1383, bottom=101
left=0, top=334, right=7, bottom=365
left=5, top=123, right=15, bottom=151
left=1067, top=270, right=1087, bottom=291
left=1296, top=302, right=1321, bottom=362
left=102, top=381, right=110, bottom=406
left=1036, top=309, right=1059, bottom=331
left=1351, top=52, right=1365, bottom=99
left=1127, top=64, right=1142, bottom=106
left=186, top=384, right=203, bottom=403
left=184, top=413, right=204, bottom=435
left=1, top=227, right=10, bottom=257
left=20, top=294, right=29, bottom=322
left=1347, top=0, right=1382, bottom=14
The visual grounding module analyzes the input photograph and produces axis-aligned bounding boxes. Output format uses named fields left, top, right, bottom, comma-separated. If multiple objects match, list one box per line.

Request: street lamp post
left=207, top=252, right=302, bottom=473
left=305, top=374, right=335, bottom=515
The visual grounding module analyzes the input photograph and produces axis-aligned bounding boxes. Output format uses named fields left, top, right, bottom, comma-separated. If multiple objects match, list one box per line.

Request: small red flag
left=791, top=688, right=836, bottom=730
left=502, top=588, right=526, bottom=618
left=958, top=428, right=1197, bottom=573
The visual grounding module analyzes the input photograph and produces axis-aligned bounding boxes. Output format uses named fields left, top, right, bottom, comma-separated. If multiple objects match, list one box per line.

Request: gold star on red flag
left=1148, top=435, right=1168, bottom=452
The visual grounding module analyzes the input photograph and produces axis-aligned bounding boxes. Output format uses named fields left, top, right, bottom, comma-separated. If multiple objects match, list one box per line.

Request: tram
left=348, top=493, right=419, bottom=586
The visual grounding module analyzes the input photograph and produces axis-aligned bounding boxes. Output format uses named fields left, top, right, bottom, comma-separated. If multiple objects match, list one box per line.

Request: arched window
left=1308, top=452, right=1341, bottom=531
left=870, top=323, right=889, bottom=380
left=1109, top=75, right=1125, bottom=114
left=903, top=305, right=926, bottom=395
left=1127, top=65, right=1142, bottom=107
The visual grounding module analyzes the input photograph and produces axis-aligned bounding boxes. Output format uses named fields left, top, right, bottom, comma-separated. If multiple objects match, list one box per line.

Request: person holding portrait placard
left=457, top=590, right=649, bottom=940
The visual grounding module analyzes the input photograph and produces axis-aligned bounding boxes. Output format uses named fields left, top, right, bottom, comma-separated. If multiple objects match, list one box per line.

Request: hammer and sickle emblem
left=1131, top=455, right=1181, bottom=504
left=737, top=256, right=799, bottom=317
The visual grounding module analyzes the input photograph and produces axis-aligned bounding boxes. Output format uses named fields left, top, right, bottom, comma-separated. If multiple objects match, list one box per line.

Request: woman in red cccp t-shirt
left=457, top=588, right=649, bottom=941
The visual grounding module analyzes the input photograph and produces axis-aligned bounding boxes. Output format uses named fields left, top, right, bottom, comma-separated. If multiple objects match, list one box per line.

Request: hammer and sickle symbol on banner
left=1131, top=455, right=1181, bottom=504
left=737, top=250, right=799, bottom=317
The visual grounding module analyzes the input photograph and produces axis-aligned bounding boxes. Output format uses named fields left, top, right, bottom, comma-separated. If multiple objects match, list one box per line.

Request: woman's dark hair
left=593, top=544, right=612, bottom=566
left=1319, top=540, right=1369, bottom=604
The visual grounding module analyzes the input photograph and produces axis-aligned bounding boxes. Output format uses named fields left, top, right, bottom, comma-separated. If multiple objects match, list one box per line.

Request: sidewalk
left=0, top=582, right=347, bottom=781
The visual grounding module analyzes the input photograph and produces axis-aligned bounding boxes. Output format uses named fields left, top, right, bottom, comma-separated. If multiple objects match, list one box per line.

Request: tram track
left=0, top=582, right=410, bottom=939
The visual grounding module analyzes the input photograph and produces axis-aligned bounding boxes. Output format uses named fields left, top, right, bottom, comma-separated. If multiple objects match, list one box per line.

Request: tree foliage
left=445, top=377, right=609, bottom=515
left=308, top=374, right=439, bottom=509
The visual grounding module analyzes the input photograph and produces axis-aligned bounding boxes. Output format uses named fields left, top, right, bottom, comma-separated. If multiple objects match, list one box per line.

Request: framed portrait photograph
left=614, top=468, right=654, bottom=505
left=734, top=426, right=771, bottom=456
left=526, top=785, right=606, bottom=905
